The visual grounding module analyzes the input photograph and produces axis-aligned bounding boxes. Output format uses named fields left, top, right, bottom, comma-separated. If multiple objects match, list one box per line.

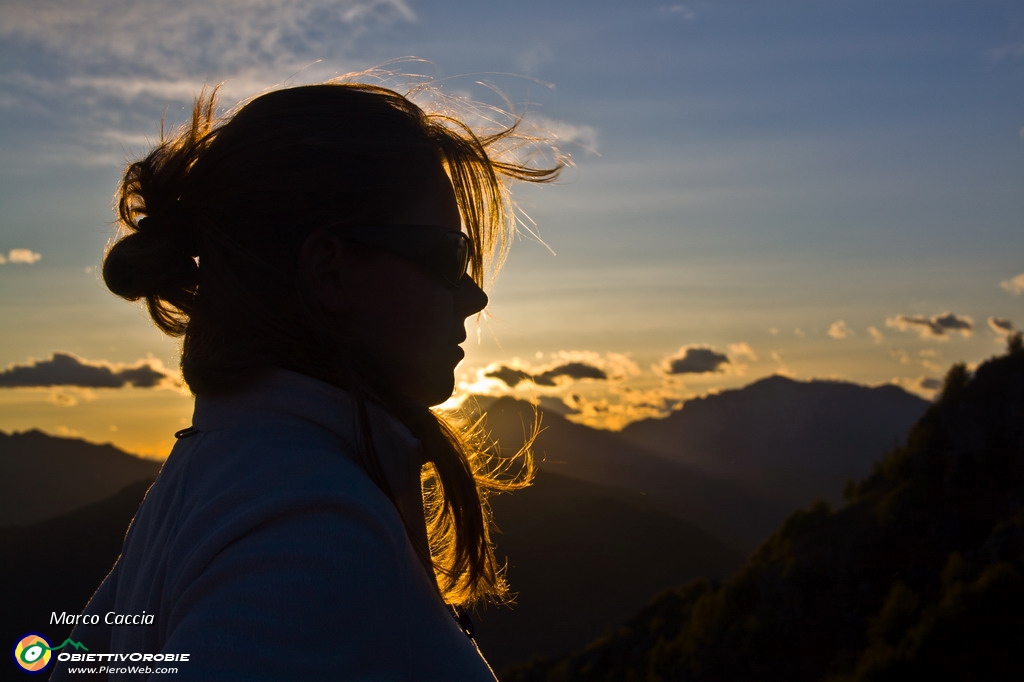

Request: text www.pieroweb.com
left=65, top=665, right=178, bottom=675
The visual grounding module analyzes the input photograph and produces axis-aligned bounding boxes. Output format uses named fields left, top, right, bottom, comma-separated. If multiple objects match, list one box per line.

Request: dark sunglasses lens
left=447, top=234, right=470, bottom=283
left=333, top=225, right=471, bottom=285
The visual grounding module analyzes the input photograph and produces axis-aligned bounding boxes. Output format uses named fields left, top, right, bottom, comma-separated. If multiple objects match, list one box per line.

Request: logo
left=12, top=634, right=87, bottom=674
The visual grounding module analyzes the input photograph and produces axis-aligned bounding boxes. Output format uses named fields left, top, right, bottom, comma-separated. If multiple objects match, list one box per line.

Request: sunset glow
left=1, top=0, right=1022, bottom=455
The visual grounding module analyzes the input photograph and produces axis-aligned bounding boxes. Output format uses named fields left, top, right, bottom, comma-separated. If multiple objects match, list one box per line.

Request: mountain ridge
left=480, top=395, right=786, bottom=551
left=0, top=429, right=161, bottom=526
left=618, top=373, right=928, bottom=506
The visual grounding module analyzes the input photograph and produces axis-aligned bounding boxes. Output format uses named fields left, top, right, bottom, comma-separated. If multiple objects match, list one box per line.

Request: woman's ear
left=297, top=230, right=353, bottom=315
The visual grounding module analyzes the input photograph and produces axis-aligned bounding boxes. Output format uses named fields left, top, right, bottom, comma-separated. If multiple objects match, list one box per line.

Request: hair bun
left=103, top=215, right=199, bottom=313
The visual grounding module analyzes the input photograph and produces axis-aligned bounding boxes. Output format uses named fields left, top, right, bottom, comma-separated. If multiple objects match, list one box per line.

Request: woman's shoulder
left=172, top=412, right=372, bottom=494
left=121, top=400, right=412, bottom=584
left=153, top=417, right=401, bottom=546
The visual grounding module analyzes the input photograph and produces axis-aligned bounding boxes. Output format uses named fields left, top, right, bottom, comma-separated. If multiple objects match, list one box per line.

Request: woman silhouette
left=50, top=81, right=560, bottom=680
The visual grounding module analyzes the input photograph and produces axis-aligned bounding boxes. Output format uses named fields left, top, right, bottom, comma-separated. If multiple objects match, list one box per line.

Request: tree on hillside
left=1007, top=331, right=1023, bottom=356
left=938, top=361, right=970, bottom=403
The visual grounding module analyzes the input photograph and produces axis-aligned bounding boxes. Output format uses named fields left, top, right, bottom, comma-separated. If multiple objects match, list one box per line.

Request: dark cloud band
left=0, top=352, right=172, bottom=388
left=886, top=312, right=973, bottom=339
left=988, top=317, right=1014, bottom=334
left=485, top=361, right=609, bottom=389
left=661, top=346, right=730, bottom=375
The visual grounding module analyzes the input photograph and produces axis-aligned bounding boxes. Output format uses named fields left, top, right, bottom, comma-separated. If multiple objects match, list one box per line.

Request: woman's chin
left=421, top=382, right=457, bottom=407
left=393, top=371, right=456, bottom=408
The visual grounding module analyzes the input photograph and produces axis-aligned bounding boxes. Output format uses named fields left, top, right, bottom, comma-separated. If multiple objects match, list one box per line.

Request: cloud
left=533, top=362, right=608, bottom=386
left=54, top=425, right=82, bottom=439
left=890, top=348, right=912, bottom=365
left=988, top=317, right=1014, bottom=336
left=485, top=361, right=607, bottom=388
left=482, top=351, right=636, bottom=390
left=0, top=248, right=41, bottom=264
left=1001, top=273, right=1024, bottom=295
left=0, top=352, right=176, bottom=389
left=531, top=115, right=600, bottom=154
left=867, top=326, right=885, bottom=344
left=659, top=5, right=696, bottom=20
left=463, top=352, right=682, bottom=430
left=989, top=42, right=1024, bottom=62
left=0, top=0, right=416, bottom=85
left=890, top=375, right=943, bottom=396
left=827, top=320, right=854, bottom=340
left=660, top=346, right=730, bottom=375
left=46, top=387, right=97, bottom=407
left=0, top=0, right=419, bottom=170
left=484, top=365, right=534, bottom=388
left=47, top=391, right=79, bottom=407
left=1, top=1, right=591, bottom=177
left=917, top=348, right=942, bottom=372
left=885, top=312, right=974, bottom=340
left=769, top=350, right=794, bottom=377
left=545, top=385, right=686, bottom=430
left=514, top=43, right=554, bottom=74
left=728, top=342, right=758, bottom=361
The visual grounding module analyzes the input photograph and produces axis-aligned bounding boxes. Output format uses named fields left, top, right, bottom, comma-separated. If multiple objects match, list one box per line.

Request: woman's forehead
left=389, top=163, right=462, bottom=230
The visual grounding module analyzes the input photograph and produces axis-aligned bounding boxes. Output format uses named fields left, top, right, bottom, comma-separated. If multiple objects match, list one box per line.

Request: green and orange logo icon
left=12, top=634, right=87, bottom=674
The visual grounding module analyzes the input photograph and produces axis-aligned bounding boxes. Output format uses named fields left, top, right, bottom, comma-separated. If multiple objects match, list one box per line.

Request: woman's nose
left=457, top=278, right=488, bottom=317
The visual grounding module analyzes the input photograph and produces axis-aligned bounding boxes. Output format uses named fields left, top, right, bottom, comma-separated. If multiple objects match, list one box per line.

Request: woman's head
left=104, top=82, right=559, bottom=403
left=103, top=80, right=559, bottom=605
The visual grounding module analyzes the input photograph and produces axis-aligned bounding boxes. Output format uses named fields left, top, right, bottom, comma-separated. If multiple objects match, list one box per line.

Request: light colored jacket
left=50, top=369, right=497, bottom=681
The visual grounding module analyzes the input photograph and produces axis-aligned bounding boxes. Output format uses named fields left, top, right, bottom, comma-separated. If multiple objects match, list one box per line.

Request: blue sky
left=1, top=0, right=1022, bottom=454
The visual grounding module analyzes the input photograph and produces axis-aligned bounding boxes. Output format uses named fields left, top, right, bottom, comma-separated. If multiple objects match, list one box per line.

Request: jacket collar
left=191, top=367, right=432, bottom=570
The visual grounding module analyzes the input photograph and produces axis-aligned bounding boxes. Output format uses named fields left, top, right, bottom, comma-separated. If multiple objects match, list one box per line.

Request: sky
left=0, top=0, right=1022, bottom=457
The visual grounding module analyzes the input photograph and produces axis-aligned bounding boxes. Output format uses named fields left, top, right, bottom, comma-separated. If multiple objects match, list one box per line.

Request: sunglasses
left=327, top=224, right=473, bottom=286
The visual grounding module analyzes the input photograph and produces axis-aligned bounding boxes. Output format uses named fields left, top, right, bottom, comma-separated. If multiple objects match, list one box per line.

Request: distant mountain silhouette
left=504, top=346, right=1024, bottom=681
left=620, top=375, right=928, bottom=507
left=0, top=429, right=161, bottom=525
left=475, top=471, right=742, bottom=669
left=1, top=478, right=151, bottom=654
left=482, top=397, right=788, bottom=551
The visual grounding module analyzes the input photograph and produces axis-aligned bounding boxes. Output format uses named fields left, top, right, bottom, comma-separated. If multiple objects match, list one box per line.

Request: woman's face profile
left=310, top=162, right=488, bottom=406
